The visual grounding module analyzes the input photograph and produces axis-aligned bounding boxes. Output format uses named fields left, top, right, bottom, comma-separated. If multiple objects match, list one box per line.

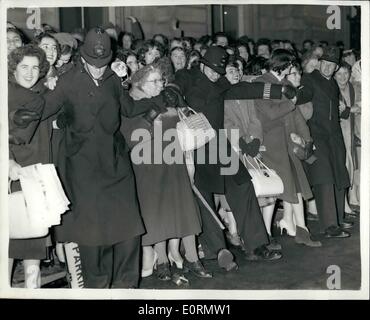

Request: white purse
left=242, top=155, right=284, bottom=198
left=8, top=181, right=49, bottom=239
left=8, top=163, right=70, bottom=239
left=176, top=107, right=216, bottom=151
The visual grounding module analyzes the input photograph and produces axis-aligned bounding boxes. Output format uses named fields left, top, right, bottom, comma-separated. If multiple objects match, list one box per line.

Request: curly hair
left=130, top=63, right=162, bottom=90
left=116, top=48, right=137, bottom=64
left=8, top=44, right=50, bottom=80
left=136, top=40, right=165, bottom=66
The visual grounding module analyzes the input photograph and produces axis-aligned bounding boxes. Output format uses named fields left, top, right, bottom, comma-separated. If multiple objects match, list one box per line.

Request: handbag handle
left=177, top=106, right=198, bottom=121
left=243, top=154, right=259, bottom=172
left=254, top=157, right=275, bottom=176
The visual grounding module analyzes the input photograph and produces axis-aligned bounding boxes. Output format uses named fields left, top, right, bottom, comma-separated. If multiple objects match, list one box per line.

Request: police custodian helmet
left=80, top=27, right=112, bottom=68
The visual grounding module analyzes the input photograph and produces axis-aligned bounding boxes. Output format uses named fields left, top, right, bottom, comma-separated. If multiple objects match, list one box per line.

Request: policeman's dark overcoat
left=45, top=61, right=156, bottom=246
left=301, top=70, right=350, bottom=189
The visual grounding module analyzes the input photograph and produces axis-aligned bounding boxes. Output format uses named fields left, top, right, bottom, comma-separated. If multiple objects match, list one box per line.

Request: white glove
left=111, top=60, right=128, bottom=78
left=9, top=159, right=22, bottom=181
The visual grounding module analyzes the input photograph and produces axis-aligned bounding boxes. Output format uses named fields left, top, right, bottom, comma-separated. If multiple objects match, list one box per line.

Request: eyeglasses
left=146, top=78, right=164, bottom=85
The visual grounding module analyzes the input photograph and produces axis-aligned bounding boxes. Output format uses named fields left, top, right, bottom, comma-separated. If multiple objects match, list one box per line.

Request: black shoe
left=245, top=245, right=282, bottom=262
left=266, top=236, right=282, bottom=251
left=184, top=260, right=213, bottom=278
left=156, top=263, right=171, bottom=281
left=324, top=226, right=351, bottom=238
left=217, top=249, right=238, bottom=271
left=307, top=212, right=319, bottom=221
left=340, top=221, right=354, bottom=229
left=345, top=212, right=358, bottom=220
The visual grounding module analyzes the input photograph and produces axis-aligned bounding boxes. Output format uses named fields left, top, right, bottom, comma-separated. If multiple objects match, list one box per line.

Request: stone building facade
left=7, top=4, right=359, bottom=49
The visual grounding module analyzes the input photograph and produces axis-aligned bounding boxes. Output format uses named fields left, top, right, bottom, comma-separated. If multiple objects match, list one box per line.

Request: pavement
left=11, top=210, right=361, bottom=291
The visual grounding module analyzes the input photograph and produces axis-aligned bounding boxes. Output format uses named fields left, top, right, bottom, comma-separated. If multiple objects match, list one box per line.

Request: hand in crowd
left=239, top=138, right=261, bottom=158
left=282, top=85, right=297, bottom=100
left=351, top=105, right=361, bottom=114
left=44, top=76, right=58, bottom=90
left=13, top=109, right=41, bottom=128
left=338, top=101, right=346, bottom=113
left=55, top=112, right=72, bottom=129
left=126, top=16, right=137, bottom=23
left=111, top=60, right=128, bottom=78
left=162, top=85, right=187, bottom=109
left=143, top=108, right=162, bottom=124
left=9, top=159, right=22, bottom=181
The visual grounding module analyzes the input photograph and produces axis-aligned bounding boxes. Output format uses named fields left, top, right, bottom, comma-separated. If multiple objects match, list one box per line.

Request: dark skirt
left=133, top=153, right=202, bottom=246
left=9, top=236, right=48, bottom=260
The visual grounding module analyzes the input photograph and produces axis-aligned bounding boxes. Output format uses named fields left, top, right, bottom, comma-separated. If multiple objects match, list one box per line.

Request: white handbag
left=8, top=163, right=70, bottom=239
left=8, top=181, right=49, bottom=239
left=176, top=107, right=216, bottom=151
left=242, top=155, right=284, bottom=198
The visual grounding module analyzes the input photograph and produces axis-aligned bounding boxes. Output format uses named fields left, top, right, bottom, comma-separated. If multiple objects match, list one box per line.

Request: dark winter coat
left=43, top=60, right=158, bottom=246
left=301, top=70, right=350, bottom=189
left=253, top=72, right=312, bottom=203
left=8, top=80, right=50, bottom=260
left=174, top=67, right=283, bottom=194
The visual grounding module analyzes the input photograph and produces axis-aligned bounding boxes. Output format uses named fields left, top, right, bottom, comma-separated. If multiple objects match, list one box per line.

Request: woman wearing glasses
left=122, top=63, right=211, bottom=285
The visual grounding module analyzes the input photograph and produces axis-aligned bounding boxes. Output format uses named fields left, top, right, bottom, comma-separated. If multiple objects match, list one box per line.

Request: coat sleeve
left=293, top=108, right=312, bottom=142
left=174, top=69, right=192, bottom=95
left=254, top=97, right=296, bottom=121
left=224, top=81, right=283, bottom=100
left=246, top=101, right=263, bottom=142
left=298, top=75, right=314, bottom=105
left=9, top=95, right=44, bottom=145
left=42, top=83, right=67, bottom=120
left=119, top=88, right=166, bottom=117
left=131, top=20, right=144, bottom=41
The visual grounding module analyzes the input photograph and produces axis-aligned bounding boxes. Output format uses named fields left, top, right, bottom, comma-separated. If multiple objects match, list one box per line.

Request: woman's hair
left=291, top=60, right=303, bottom=73
left=336, top=60, right=352, bottom=73
left=7, top=27, right=27, bottom=45
left=130, top=62, right=162, bottom=90
left=8, top=44, right=50, bottom=80
left=155, top=56, right=175, bottom=84
left=136, top=39, right=165, bottom=66
left=119, top=32, right=135, bottom=48
left=245, top=56, right=268, bottom=76
left=301, top=49, right=319, bottom=70
left=235, top=41, right=251, bottom=59
left=267, top=48, right=296, bottom=74
left=32, top=32, right=61, bottom=61
left=226, top=54, right=245, bottom=71
left=116, top=48, right=137, bottom=63
left=187, top=50, right=201, bottom=69
left=170, top=46, right=187, bottom=58
left=60, top=44, right=73, bottom=56
left=153, top=33, right=169, bottom=48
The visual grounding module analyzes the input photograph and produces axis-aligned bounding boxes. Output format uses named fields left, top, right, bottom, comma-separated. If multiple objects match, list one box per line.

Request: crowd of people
left=7, top=17, right=361, bottom=289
